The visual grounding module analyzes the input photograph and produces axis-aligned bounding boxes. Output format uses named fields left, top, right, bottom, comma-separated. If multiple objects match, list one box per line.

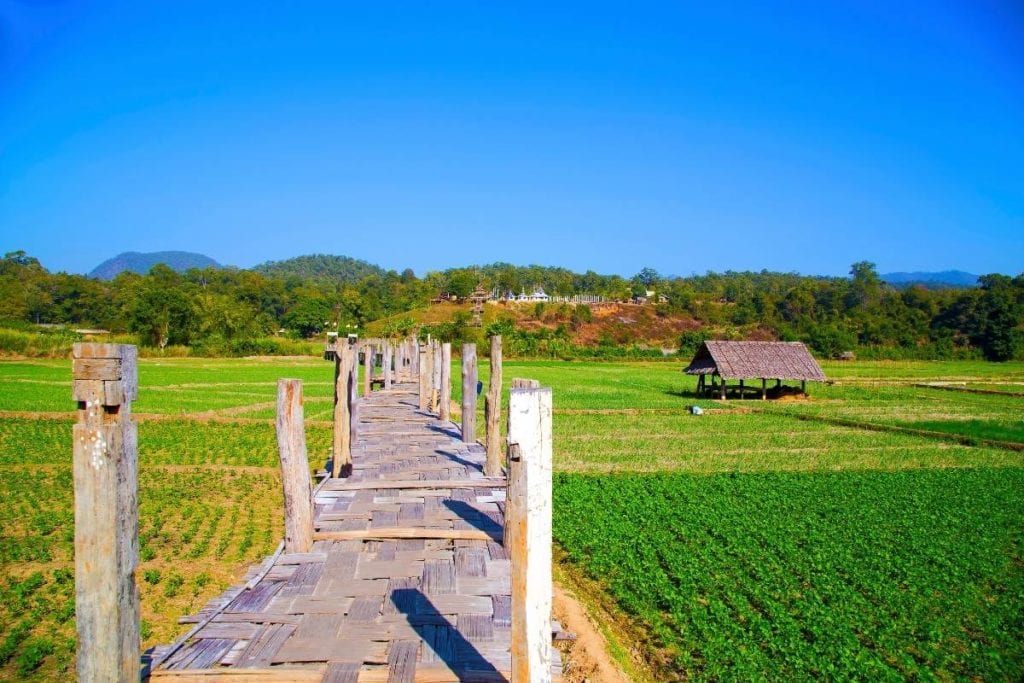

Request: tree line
left=1, top=251, right=1021, bottom=360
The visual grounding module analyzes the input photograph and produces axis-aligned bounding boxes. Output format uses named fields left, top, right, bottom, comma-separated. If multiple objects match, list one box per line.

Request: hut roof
left=684, top=341, right=827, bottom=381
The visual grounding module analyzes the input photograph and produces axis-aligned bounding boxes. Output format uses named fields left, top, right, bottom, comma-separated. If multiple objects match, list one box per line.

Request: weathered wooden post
left=412, top=338, right=421, bottom=375
left=384, top=342, right=393, bottom=390
left=461, top=343, right=478, bottom=443
left=418, top=346, right=429, bottom=411
left=507, top=384, right=553, bottom=683
left=440, top=342, right=452, bottom=422
left=72, top=343, right=140, bottom=683
left=362, top=342, right=373, bottom=396
left=761, top=378, right=767, bottom=400
left=332, top=345, right=354, bottom=478
left=484, top=335, right=503, bottom=476
left=349, top=345, right=359, bottom=450
left=276, top=379, right=314, bottom=553
left=431, top=341, right=442, bottom=413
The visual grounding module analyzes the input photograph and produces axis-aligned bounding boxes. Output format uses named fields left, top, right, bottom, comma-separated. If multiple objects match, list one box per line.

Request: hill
left=252, top=254, right=388, bottom=283
left=89, top=251, right=222, bottom=280
left=881, top=270, right=979, bottom=288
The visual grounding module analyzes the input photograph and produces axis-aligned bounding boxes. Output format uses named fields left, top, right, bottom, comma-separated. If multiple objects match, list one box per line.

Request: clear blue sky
left=1, top=1, right=1021, bottom=277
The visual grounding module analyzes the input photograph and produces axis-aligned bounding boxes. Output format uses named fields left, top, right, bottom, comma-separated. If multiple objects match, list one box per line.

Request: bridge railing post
left=362, top=342, right=373, bottom=395
left=484, top=335, right=503, bottom=476
left=384, top=342, right=393, bottom=390
left=72, top=342, right=140, bottom=683
left=332, top=344, right=354, bottom=478
left=418, top=346, right=429, bottom=410
left=461, top=343, right=478, bottom=443
left=276, top=379, right=314, bottom=553
left=431, top=340, right=442, bottom=413
left=440, top=342, right=452, bottom=422
left=507, top=384, right=553, bottom=683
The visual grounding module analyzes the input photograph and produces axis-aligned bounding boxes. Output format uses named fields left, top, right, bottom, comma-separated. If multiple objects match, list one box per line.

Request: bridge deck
left=149, top=383, right=560, bottom=682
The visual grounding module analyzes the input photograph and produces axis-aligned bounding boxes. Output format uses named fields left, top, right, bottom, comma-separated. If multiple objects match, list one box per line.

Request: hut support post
left=73, top=343, right=140, bottom=683
left=276, top=379, right=314, bottom=553
left=484, top=335, right=503, bottom=476
left=801, top=380, right=806, bottom=394
left=507, top=385, right=553, bottom=683
left=440, top=343, right=452, bottom=422
left=461, top=344, right=478, bottom=443
left=720, top=377, right=726, bottom=400
left=739, top=379, right=745, bottom=399
left=761, top=378, right=767, bottom=400
left=332, top=344, right=353, bottom=478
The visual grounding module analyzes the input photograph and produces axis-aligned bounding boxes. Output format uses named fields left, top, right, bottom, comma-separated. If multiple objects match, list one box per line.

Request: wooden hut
left=684, top=340, right=827, bottom=400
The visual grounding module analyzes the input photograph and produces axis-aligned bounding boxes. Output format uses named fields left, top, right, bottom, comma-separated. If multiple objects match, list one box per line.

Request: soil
left=552, top=580, right=633, bottom=683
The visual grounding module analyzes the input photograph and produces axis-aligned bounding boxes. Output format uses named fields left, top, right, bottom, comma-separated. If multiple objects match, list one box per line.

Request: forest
left=0, top=250, right=1021, bottom=361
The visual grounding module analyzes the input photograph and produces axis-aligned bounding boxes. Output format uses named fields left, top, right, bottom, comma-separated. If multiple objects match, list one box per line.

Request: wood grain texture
left=277, top=379, right=314, bottom=553
left=484, top=336, right=503, bottom=477
left=73, top=343, right=139, bottom=683
left=507, top=387, right=553, bottom=683
left=461, top=344, right=477, bottom=444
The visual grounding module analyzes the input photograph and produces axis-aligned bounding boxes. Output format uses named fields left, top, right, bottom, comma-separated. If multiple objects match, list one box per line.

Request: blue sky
left=1, top=1, right=1021, bottom=277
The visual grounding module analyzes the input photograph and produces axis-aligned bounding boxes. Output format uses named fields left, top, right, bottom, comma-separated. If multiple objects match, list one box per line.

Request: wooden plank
left=387, top=640, right=419, bottom=683
left=484, top=335, right=503, bottom=476
left=324, top=661, right=361, bottom=683
left=277, top=379, right=314, bottom=553
left=460, top=344, right=477, bottom=443
left=507, top=387, right=553, bottom=683
left=356, top=667, right=511, bottom=683
left=72, top=342, right=139, bottom=683
left=324, top=479, right=506, bottom=491
left=150, top=666, right=326, bottom=681
left=314, top=529, right=499, bottom=542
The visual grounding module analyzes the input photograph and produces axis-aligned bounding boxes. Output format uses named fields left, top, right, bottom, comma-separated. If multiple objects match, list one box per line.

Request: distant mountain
left=252, top=254, right=387, bottom=283
left=881, top=270, right=980, bottom=289
left=89, top=251, right=222, bottom=280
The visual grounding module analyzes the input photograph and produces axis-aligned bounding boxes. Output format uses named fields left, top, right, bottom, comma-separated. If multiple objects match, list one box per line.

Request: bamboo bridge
left=70, top=337, right=561, bottom=683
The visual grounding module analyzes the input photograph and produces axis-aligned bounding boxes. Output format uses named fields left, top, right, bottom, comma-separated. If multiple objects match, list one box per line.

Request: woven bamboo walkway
left=148, top=383, right=561, bottom=682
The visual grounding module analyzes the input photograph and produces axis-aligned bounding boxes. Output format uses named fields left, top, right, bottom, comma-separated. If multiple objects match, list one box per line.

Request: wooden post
left=801, top=379, right=806, bottom=394
left=73, top=343, right=140, bottom=683
left=333, top=344, right=353, bottom=478
left=276, top=379, right=314, bottom=553
left=739, top=379, right=745, bottom=399
left=507, top=385, right=553, bottom=683
left=440, top=343, right=452, bottom=422
left=431, top=341, right=442, bottom=413
left=761, top=378, right=767, bottom=400
left=484, top=335, right=503, bottom=476
left=384, top=342, right=393, bottom=391
left=461, top=343, right=477, bottom=443
left=349, top=347, right=359, bottom=451
left=720, top=377, right=726, bottom=400
left=418, top=347, right=429, bottom=411
left=412, top=338, right=420, bottom=375
left=363, top=342, right=373, bottom=395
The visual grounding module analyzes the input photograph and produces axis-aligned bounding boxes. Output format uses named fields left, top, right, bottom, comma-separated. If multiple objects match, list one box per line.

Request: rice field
left=0, top=354, right=1021, bottom=679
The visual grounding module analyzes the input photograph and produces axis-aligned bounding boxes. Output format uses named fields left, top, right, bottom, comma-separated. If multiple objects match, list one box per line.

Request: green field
left=0, top=356, right=1022, bottom=679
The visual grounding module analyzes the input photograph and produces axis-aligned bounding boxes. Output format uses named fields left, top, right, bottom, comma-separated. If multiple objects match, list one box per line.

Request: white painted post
left=440, top=342, right=452, bottom=422
left=276, top=379, right=314, bottom=553
left=507, top=385, right=553, bottom=683
left=73, top=343, right=140, bottom=683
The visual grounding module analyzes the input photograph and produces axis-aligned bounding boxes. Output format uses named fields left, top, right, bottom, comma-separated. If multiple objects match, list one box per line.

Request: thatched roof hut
left=684, top=340, right=826, bottom=399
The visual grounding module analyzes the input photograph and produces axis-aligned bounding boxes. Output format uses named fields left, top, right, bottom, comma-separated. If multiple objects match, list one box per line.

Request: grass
left=0, top=354, right=1021, bottom=679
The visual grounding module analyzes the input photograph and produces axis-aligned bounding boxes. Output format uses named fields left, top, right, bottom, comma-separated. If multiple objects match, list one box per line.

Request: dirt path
left=553, top=580, right=634, bottom=683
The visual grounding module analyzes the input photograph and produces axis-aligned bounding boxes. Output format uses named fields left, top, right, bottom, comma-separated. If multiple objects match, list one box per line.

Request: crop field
left=0, top=355, right=1022, bottom=679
